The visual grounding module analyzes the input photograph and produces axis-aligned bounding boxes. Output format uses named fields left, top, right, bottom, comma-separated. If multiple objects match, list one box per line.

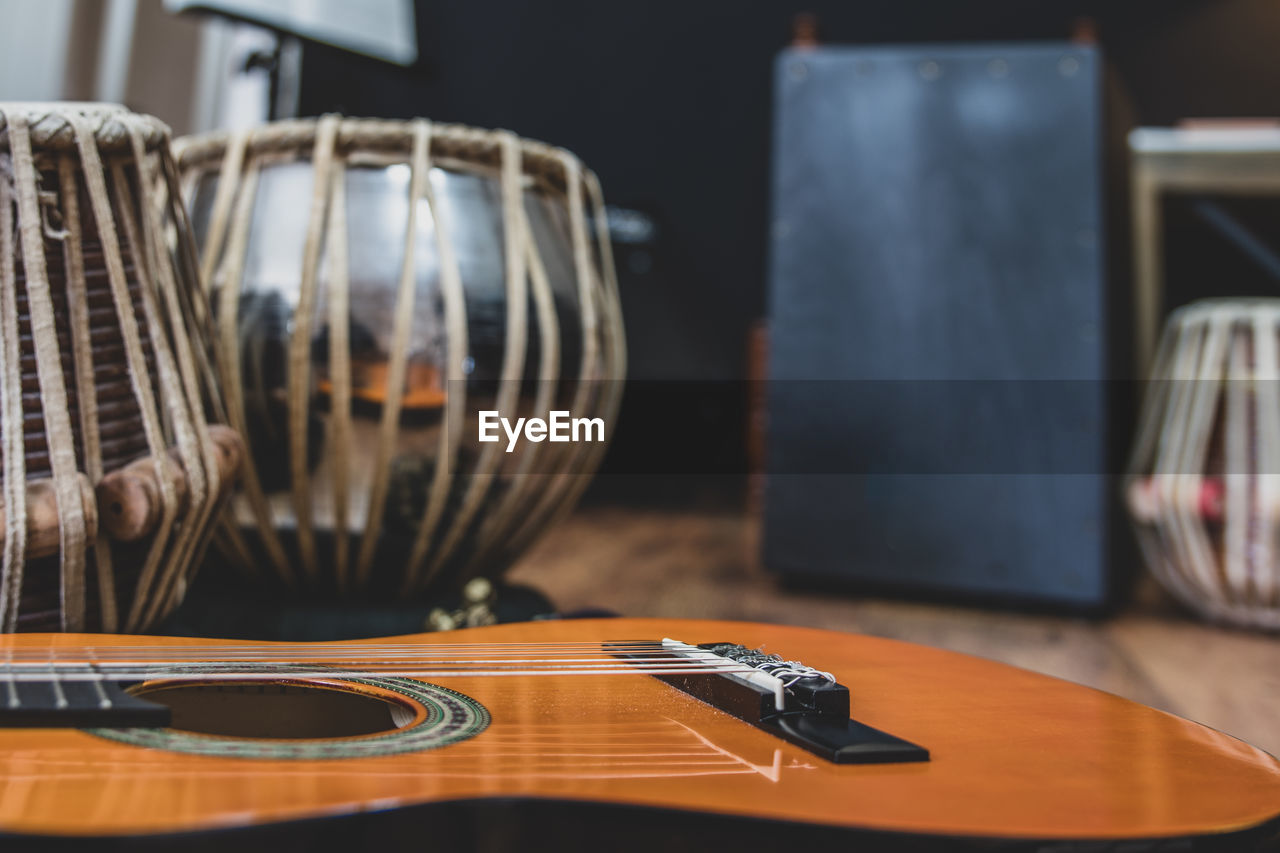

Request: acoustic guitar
left=0, top=618, right=1276, bottom=851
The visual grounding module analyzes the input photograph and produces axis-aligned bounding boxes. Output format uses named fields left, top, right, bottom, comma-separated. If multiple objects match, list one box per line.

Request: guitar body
left=0, top=618, right=1277, bottom=850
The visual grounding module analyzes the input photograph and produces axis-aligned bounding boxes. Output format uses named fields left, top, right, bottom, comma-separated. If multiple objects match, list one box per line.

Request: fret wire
left=47, top=650, right=68, bottom=709
left=89, top=668, right=112, bottom=709
left=86, top=648, right=113, bottom=710
left=2, top=650, right=16, bottom=709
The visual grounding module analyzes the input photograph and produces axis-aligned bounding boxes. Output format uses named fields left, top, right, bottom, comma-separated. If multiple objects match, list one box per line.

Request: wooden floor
left=509, top=505, right=1280, bottom=757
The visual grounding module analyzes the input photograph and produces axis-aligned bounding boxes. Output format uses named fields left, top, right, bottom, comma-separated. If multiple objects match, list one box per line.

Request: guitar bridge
left=631, top=640, right=929, bottom=765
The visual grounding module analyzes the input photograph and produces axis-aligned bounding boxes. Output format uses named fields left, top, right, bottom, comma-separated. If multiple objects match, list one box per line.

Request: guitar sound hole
left=130, top=681, right=417, bottom=739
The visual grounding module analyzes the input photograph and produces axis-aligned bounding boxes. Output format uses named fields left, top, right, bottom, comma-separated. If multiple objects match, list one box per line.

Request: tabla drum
left=0, top=102, right=240, bottom=633
left=1127, top=298, right=1280, bottom=630
left=173, top=116, right=625, bottom=599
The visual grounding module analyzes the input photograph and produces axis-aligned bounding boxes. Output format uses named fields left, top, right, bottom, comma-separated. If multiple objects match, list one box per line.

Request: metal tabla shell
left=173, top=116, right=625, bottom=598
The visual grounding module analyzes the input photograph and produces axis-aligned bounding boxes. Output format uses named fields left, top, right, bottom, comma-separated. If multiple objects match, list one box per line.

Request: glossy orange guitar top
left=0, top=618, right=1276, bottom=846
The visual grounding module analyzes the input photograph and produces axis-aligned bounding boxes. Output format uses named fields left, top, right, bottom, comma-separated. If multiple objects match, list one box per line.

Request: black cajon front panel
left=764, top=43, right=1115, bottom=607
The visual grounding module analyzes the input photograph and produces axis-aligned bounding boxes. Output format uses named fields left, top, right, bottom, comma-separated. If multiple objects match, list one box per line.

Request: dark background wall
left=295, top=0, right=1280, bottom=483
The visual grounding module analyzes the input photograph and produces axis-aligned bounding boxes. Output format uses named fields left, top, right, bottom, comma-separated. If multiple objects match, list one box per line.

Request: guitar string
left=0, top=659, right=728, bottom=671
left=0, top=666, right=759, bottom=682
left=0, top=639, right=671, bottom=646
left=0, top=642, right=677, bottom=659
left=0, top=644, right=712, bottom=663
left=0, top=658, right=744, bottom=669
left=0, top=655, right=702, bottom=666
left=0, top=646, right=680, bottom=657
left=0, top=641, right=787, bottom=682
left=0, top=656, right=699, bottom=668
left=0, top=640, right=762, bottom=679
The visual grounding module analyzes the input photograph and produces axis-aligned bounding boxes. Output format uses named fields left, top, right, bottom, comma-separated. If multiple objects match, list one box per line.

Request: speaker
left=763, top=42, right=1130, bottom=609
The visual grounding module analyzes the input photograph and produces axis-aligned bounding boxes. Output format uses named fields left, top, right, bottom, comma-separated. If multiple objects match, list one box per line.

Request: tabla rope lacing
left=289, top=115, right=340, bottom=582
left=108, top=157, right=196, bottom=631
left=516, top=168, right=628, bottom=560
left=0, top=108, right=167, bottom=152
left=1249, top=308, right=1280, bottom=607
left=355, top=118, right=430, bottom=586
left=37, top=190, right=67, bottom=241
left=9, top=114, right=88, bottom=632
left=73, top=114, right=175, bottom=625
left=326, top=161, right=354, bottom=589
left=69, top=113, right=176, bottom=633
left=211, top=155, right=293, bottom=583
left=0, top=104, right=229, bottom=631
left=123, top=122, right=218, bottom=627
left=462, top=193, right=563, bottom=575
left=56, top=155, right=117, bottom=632
left=155, top=149, right=234, bottom=607
left=587, top=168, right=627, bottom=439
left=171, top=119, right=578, bottom=195
left=497, top=158, right=611, bottom=564
left=196, top=131, right=247, bottom=294
left=1161, top=321, right=1218, bottom=601
left=0, top=154, right=26, bottom=633
left=401, top=124, right=470, bottom=592
left=1223, top=320, right=1250, bottom=605
left=411, top=130, right=529, bottom=591
left=141, top=149, right=222, bottom=623
left=159, top=146, right=227, bottom=424
left=1183, top=319, right=1227, bottom=600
